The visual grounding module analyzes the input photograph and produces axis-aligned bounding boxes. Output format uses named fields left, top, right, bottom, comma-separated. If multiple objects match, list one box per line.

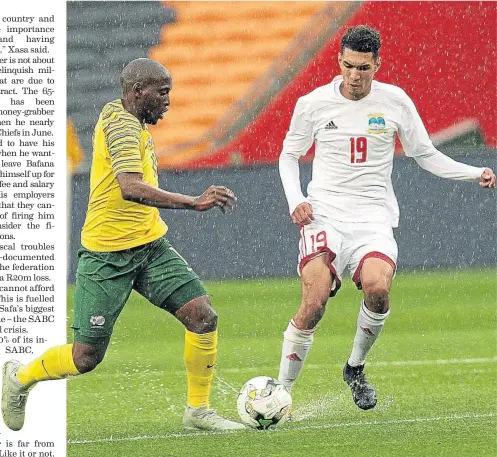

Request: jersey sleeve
left=398, top=92, right=484, bottom=181
left=281, top=96, right=314, bottom=158
left=397, top=92, right=439, bottom=158
left=279, top=97, right=314, bottom=214
left=101, top=107, right=144, bottom=176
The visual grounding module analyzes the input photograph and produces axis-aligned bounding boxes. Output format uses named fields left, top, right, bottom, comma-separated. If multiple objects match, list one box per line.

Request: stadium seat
left=67, top=1, right=177, bottom=162
left=149, top=1, right=324, bottom=163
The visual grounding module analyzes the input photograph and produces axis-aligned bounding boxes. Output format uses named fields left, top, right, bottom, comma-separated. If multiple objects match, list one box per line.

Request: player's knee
left=74, top=353, right=104, bottom=374
left=177, top=296, right=218, bottom=333
left=298, top=296, right=327, bottom=327
left=362, top=282, right=390, bottom=314
left=310, top=303, right=326, bottom=324
left=72, top=344, right=106, bottom=374
left=196, top=305, right=218, bottom=333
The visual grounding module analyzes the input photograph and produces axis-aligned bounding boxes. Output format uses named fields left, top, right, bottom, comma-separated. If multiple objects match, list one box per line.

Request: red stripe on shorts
left=352, top=251, right=397, bottom=287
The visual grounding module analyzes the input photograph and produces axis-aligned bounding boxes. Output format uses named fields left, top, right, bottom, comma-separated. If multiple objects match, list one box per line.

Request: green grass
left=67, top=268, right=496, bottom=457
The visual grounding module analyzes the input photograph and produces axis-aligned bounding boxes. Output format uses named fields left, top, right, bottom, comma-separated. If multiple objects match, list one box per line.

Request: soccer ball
left=236, top=376, right=292, bottom=429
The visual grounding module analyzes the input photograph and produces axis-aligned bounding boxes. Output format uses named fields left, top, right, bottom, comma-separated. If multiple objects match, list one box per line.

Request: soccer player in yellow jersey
left=2, top=58, right=244, bottom=432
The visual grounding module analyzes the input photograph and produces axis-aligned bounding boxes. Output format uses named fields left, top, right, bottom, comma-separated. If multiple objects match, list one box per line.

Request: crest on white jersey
left=367, top=113, right=387, bottom=134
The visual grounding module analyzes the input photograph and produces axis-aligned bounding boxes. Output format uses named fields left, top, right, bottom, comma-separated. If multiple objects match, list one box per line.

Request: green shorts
left=71, top=237, right=207, bottom=345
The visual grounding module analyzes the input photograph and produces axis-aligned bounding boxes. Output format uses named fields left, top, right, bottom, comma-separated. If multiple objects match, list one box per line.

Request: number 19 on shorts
left=350, top=137, right=368, bottom=163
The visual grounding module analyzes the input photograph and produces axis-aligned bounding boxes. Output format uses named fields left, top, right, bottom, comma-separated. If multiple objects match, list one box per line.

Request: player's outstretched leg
left=278, top=320, right=315, bottom=393
left=181, top=329, right=245, bottom=431
left=345, top=253, right=394, bottom=410
left=2, top=346, right=81, bottom=431
left=2, top=344, right=85, bottom=431
left=278, top=255, right=331, bottom=394
left=344, top=300, right=389, bottom=410
left=343, top=362, right=377, bottom=410
left=175, top=294, right=244, bottom=431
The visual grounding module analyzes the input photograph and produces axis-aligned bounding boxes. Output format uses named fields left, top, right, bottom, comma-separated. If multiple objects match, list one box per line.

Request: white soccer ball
left=236, top=376, right=292, bottom=429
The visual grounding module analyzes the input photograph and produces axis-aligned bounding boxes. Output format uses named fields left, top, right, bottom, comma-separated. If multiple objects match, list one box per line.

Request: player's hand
left=193, top=185, right=237, bottom=213
left=291, top=202, right=314, bottom=225
left=479, top=168, right=496, bottom=188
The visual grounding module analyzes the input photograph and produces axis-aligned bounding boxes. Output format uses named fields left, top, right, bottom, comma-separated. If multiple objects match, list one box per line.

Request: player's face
left=140, top=77, right=172, bottom=125
left=338, top=48, right=380, bottom=100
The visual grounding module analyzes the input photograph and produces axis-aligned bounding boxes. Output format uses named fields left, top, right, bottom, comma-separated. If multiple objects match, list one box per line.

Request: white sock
left=348, top=300, right=389, bottom=367
left=278, top=320, right=315, bottom=391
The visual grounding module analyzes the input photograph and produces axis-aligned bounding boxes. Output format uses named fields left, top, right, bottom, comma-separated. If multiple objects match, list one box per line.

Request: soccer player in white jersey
left=277, top=25, right=496, bottom=410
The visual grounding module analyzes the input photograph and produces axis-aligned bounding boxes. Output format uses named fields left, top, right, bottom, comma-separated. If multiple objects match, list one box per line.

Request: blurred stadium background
left=67, top=1, right=496, bottom=281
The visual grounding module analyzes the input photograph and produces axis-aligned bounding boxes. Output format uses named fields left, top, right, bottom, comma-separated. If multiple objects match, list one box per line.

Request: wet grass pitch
left=66, top=268, right=496, bottom=457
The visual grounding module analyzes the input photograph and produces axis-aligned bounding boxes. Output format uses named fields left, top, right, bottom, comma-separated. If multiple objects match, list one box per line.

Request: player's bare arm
left=116, top=172, right=236, bottom=212
left=291, top=202, right=314, bottom=225
left=479, top=168, right=496, bottom=188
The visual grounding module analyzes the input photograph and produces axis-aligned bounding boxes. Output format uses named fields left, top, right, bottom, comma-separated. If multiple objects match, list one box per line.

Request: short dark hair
left=341, top=25, right=381, bottom=59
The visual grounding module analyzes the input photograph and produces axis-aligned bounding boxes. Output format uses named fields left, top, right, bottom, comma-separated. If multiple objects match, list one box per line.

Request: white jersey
left=279, top=76, right=485, bottom=227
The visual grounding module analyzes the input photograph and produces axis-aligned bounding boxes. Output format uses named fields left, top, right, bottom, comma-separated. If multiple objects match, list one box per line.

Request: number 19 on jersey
left=350, top=137, right=368, bottom=163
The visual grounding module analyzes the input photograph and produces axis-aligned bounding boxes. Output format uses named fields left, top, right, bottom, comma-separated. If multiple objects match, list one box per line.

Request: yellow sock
left=16, top=344, right=80, bottom=387
left=184, top=329, right=217, bottom=408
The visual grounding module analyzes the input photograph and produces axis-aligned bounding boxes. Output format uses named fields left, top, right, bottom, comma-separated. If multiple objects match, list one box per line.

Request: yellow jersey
left=81, top=100, right=168, bottom=251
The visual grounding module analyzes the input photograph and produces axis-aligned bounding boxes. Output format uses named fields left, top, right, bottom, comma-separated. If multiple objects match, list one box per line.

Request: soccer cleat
left=2, top=360, right=31, bottom=431
left=183, top=406, right=245, bottom=431
left=343, top=362, right=377, bottom=410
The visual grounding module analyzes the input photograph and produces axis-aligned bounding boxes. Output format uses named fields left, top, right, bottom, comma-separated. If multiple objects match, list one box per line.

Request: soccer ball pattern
left=237, top=376, right=292, bottom=429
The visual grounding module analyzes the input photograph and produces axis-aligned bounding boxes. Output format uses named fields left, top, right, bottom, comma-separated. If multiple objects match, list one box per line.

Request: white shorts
left=298, top=217, right=398, bottom=296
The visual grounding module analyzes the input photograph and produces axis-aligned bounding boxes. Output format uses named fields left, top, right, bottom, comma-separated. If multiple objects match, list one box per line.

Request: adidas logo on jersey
left=325, top=120, right=337, bottom=130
